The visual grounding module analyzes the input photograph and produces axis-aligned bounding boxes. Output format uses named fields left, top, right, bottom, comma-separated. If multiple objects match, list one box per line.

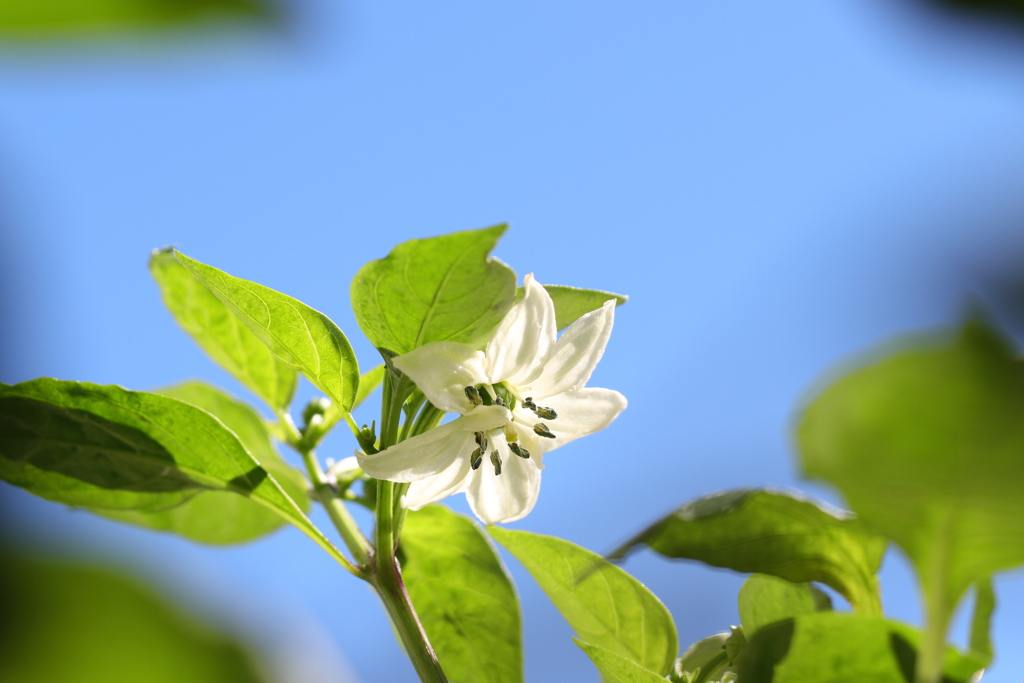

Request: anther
left=523, top=397, right=537, bottom=411
left=490, top=450, right=502, bottom=476
left=494, top=394, right=506, bottom=407
left=534, top=406, right=557, bottom=420
left=470, top=448, right=483, bottom=470
left=509, top=442, right=531, bottom=459
left=533, top=423, right=556, bottom=439
left=474, top=431, right=489, bottom=452
left=465, top=386, right=482, bottom=406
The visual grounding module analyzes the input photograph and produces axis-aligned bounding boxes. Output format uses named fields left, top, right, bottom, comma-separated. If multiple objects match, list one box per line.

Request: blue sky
left=3, top=1, right=1024, bottom=680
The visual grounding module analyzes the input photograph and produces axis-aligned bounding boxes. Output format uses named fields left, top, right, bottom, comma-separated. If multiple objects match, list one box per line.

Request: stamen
left=464, top=386, right=482, bottom=406
left=494, top=395, right=506, bottom=407
left=509, top=442, right=531, bottom=459
left=490, top=450, right=502, bottom=475
left=470, top=447, right=483, bottom=470
left=474, top=431, right=489, bottom=452
left=533, top=423, right=556, bottom=439
left=535, top=406, right=557, bottom=420
left=523, top=397, right=537, bottom=411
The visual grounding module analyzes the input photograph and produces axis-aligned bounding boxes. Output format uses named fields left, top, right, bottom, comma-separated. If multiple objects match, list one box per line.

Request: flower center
left=464, top=383, right=559, bottom=476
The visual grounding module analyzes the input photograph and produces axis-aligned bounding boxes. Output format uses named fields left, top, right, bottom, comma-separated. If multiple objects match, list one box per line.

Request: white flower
left=356, top=274, right=627, bottom=524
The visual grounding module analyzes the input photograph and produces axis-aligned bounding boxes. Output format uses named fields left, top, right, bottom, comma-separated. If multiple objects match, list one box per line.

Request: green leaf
left=574, top=640, right=668, bottom=683
left=797, top=315, right=1024, bottom=637
left=488, top=527, right=677, bottom=676
left=676, top=633, right=730, bottom=680
left=99, top=381, right=309, bottom=544
left=0, top=378, right=343, bottom=563
left=150, top=249, right=297, bottom=412
left=0, top=550, right=271, bottom=683
left=515, top=284, right=628, bottom=330
left=738, top=574, right=831, bottom=635
left=968, top=578, right=995, bottom=664
left=350, top=225, right=517, bottom=354
left=0, top=0, right=276, bottom=37
left=354, top=363, right=385, bottom=409
left=735, top=613, right=985, bottom=683
left=175, top=250, right=360, bottom=411
left=608, top=489, right=885, bottom=614
left=401, top=506, right=522, bottom=683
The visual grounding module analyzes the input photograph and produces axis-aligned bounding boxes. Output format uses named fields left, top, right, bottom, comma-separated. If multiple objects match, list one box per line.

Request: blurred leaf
left=401, top=506, right=522, bottom=683
left=354, top=363, right=385, bottom=409
left=100, top=381, right=309, bottom=544
left=735, top=613, right=985, bottom=683
left=0, top=550, right=269, bottom=683
left=0, top=379, right=340, bottom=560
left=676, top=633, right=731, bottom=680
left=0, top=0, right=276, bottom=37
left=608, top=489, right=885, bottom=614
left=738, top=574, right=831, bottom=635
left=489, top=527, right=677, bottom=676
left=351, top=225, right=517, bottom=355
left=515, top=284, right=628, bottom=330
left=150, top=250, right=297, bottom=413
left=797, top=315, right=1024, bottom=639
left=176, top=250, right=360, bottom=412
left=968, top=578, right=995, bottom=664
left=574, top=640, right=668, bottom=683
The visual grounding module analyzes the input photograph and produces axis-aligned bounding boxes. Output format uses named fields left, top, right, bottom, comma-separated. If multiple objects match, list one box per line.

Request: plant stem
left=916, top=514, right=954, bottom=683
left=300, top=448, right=372, bottom=567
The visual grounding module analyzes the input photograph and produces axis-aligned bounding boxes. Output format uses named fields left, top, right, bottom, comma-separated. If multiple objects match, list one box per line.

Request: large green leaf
left=175, top=251, right=360, bottom=411
left=401, top=507, right=522, bottom=683
left=515, top=284, right=628, bottom=330
left=735, top=613, right=985, bottom=683
left=0, top=0, right=275, bottom=37
left=797, top=316, right=1024, bottom=640
left=350, top=225, right=517, bottom=354
left=489, top=527, right=677, bottom=676
left=738, top=574, right=831, bottom=635
left=0, top=378, right=342, bottom=562
left=574, top=640, right=667, bottom=683
left=100, top=381, right=309, bottom=544
left=150, top=250, right=297, bottom=412
left=608, top=489, right=885, bottom=614
left=0, top=550, right=269, bottom=683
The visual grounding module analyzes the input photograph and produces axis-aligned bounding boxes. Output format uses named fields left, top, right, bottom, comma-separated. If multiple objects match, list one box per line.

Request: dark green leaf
left=401, top=507, right=522, bottom=683
left=797, top=315, right=1024, bottom=637
left=176, top=250, right=360, bottom=411
left=489, top=527, right=677, bottom=676
left=150, top=249, right=297, bottom=412
left=0, top=550, right=269, bottom=683
left=515, top=284, right=628, bottom=330
left=738, top=574, right=831, bottom=635
left=735, top=613, right=985, bottom=683
left=574, top=640, right=668, bottom=683
left=968, top=578, right=995, bottom=664
left=99, top=381, right=309, bottom=544
left=350, top=225, right=517, bottom=354
left=608, top=489, right=885, bottom=614
left=0, top=378, right=341, bottom=561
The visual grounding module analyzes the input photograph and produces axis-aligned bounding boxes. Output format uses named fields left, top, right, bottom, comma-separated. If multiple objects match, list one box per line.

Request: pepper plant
left=0, top=224, right=1019, bottom=683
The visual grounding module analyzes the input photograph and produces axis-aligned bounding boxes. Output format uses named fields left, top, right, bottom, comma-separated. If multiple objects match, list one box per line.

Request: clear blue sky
left=3, top=1, right=1024, bottom=680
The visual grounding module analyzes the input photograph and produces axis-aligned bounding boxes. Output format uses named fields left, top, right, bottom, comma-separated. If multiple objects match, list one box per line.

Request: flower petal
left=356, top=420, right=472, bottom=482
left=401, top=455, right=472, bottom=510
left=392, top=341, right=488, bottom=414
left=529, top=387, right=627, bottom=454
left=485, top=273, right=557, bottom=387
left=528, top=299, right=615, bottom=399
left=465, top=432, right=542, bottom=524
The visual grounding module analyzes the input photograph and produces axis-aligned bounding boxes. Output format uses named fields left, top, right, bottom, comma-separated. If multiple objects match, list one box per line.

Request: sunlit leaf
left=574, top=640, right=667, bottom=683
left=489, top=527, right=677, bottom=676
left=150, top=249, right=297, bottom=412
left=738, top=574, right=831, bottom=635
left=608, top=489, right=885, bottom=614
left=176, top=250, right=360, bottom=411
left=515, top=284, right=628, bottom=330
left=351, top=225, right=517, bottom=355
left=401, top=506, right=522, bottom=683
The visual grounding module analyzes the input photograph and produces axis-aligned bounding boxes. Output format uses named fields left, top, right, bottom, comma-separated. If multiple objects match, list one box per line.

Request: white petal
left=465, top=432, right=542, bottom=524
left=356, top=420, right=472, bottom=482
left=485, top=273, right=557, bottom=387
left=392, top=342, right=488, bottom=414
left=529, top=299, right=615, bottom=399
left=402, top=456, right=472, bottom=510
left=529, top=387, right=627, bottom=454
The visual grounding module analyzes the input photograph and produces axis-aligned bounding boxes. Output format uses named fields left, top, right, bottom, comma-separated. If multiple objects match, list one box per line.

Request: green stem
left=917, top=514, right=954, bottom=683
left=300, top=448, right=371, bottom=567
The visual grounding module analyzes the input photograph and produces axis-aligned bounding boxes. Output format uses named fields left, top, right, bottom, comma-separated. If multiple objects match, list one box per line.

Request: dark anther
left=523, top=397, right=537, bottom=411
left=474, top=431, right=489, bottom=452
left=534, top=406, right=557, bottom=420
left=509, top=442, right=531, bottom=459
left=465, top=386, right=482, bottom=406
left=490, top=450, right=502, bottom=476
left=470, top=447, right=483, bottom=470
left=533, top=423, right=556, bottom=439
left=494, top=395, right=506, bottom=407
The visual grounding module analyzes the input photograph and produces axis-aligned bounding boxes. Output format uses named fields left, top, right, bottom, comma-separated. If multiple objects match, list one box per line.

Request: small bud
left=509, top=442, right=530, bottom=459
left=534, top=406, right=557, bottom=420
left=490, top=450, right=502, bottom=475
left=357, top=420, right=378, bottom=453
left=302, top=397, right=332, bottom=427
left=474, top=431, right=489, bottom=452
left=470, top=447, right=483, bottom=470
left=533, top=423, right=556, bottom=439
left=523, top=396, right=537, bottom=411
left=464, top=386, right=482, bottom=406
